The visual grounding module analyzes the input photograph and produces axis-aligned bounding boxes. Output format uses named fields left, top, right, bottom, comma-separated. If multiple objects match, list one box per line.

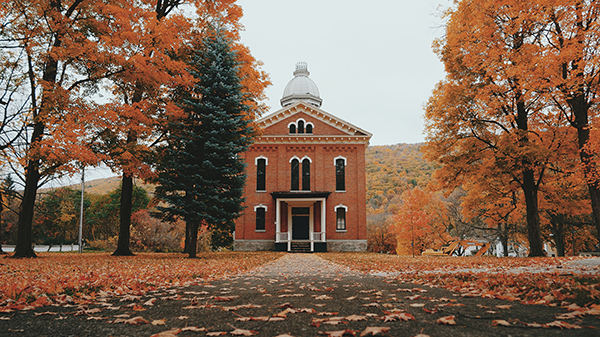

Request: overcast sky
left=237, top=0, right=453, bottom=145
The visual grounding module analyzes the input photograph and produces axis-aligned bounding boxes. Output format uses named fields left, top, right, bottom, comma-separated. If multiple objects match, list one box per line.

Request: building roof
left=280, top=62, right=323, bottom=108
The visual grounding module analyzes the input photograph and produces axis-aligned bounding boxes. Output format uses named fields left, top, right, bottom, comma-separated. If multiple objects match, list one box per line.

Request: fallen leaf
left=144, top=298, right=157, bottom=306
left=556, top=312, right=583, bottom=320
left=315, top=295, right=333, bottom=300
left=382, top=312, right=414, bottom=322
left=206, top=332, right=227, bottom=336
left=113, top=314, right=130, bottom=318
left=409, top=303, right=425, bottom=307
left=545, top=320, right=582, bottom=329
left=495, top=305, right=512, bottom=310
left=319, top=330, right=358, bottom=337
left=230, top=328, right=258, bottom=336
left=114, top=316, right=149, bottom=325
left=491, top=319, right=511, bottom=327
left=181, top=327, right=207, bottom=332
left=274, top=334, right=295, bottom=337
left=34, top=311, right=58, bottom=316
left=151, top=319, right=167, bottom=325
left=213, top=296, right=239, bottom=302
left=177, top=316, right=188, bottom=320
left=437, top=315, right=457, bottom=325
left=362, top=303, right=380, bottom=307
left=523, top=322, right=544, bottom=328
left=132, top=304, right=146, bottom=311
left=345, top=314, right=367, bottom=321
left=359, top=327, right=390, bottom=336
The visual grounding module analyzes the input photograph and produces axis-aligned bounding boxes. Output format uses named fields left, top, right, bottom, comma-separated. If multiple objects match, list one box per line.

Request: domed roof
left=280, top=62, right=323, bottom=108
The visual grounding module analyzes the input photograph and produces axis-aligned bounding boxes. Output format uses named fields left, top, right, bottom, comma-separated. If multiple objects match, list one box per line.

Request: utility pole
left=78, top=167, right=84, bottom=253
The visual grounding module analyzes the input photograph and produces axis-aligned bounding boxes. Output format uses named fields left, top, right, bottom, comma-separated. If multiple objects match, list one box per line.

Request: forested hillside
left=365, top=143, right=437, bottom=253
left=366, top=143, right=435, bottom=213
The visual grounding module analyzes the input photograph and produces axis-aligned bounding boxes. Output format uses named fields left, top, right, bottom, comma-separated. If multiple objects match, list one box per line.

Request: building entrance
left=292, top=216, right=309, bottom=240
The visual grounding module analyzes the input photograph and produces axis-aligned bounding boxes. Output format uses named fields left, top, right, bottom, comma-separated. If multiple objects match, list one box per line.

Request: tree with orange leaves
left=95, top=0, right=269, bottom=256
left=542, top=1, right=600, bottom=243
left=393, top=187, right=450, bottom=256
left=2, top=0, right=164, bottom=258
left=424, top=0, right=578, bottom=256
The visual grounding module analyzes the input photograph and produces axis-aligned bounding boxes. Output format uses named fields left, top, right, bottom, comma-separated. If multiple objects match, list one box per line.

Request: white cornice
left=256, top=102, right=373, bottom=138
left=253, top=135, right=371, bottom=145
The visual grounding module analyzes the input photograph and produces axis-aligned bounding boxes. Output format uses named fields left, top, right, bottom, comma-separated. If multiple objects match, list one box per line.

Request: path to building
left=1, top=254, right=599, bottom=337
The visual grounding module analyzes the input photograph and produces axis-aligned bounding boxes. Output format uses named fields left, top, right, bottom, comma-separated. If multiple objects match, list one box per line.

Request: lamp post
left=78, top=167, right=84, bottom=253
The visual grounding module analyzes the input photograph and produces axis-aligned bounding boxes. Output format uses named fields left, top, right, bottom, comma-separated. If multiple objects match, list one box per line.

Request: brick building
left=234, top=63, right=372, bottom=252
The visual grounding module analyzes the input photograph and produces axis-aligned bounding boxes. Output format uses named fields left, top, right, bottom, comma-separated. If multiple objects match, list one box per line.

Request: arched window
left=302, top=158, right=310, bottom=190
left=297, top=120, right=305, bottom=133
left=289, top=124, right=296, bottom=134
left=335, top=205, right=347, bottom=231
left=291, top=158, right=300, bottom=191
left=254, top=205, right=267, bottom=231
left=256, top=158, right=266, bottom=191
left=335, top=158, right=345, bottom=191
left=306, top=124, right=313, bottom=133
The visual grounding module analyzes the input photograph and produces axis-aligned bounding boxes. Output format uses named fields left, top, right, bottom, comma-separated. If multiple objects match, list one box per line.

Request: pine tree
left=154, top=29, right=253, bottom=258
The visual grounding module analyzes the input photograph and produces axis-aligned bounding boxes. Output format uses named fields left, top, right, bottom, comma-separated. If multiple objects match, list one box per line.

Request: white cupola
left=280, top=62, right=322, bottom=108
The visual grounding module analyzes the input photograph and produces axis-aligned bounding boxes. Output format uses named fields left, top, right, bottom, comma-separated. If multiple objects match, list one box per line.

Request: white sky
left=237, top=0, right=453, bottom=145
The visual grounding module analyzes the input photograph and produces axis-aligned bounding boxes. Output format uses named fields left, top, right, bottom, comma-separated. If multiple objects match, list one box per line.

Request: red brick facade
left=234, top=101, right=371, bottom=252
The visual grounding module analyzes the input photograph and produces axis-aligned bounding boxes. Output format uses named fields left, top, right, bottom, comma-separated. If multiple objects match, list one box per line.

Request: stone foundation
left=327, top=240, right=367, bottom=252
left=234, top=239, right=367, bottom=252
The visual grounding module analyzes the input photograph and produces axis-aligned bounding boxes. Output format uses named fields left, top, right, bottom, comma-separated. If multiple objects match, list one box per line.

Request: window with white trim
left=335, top=205, right=347, bottom=231
left=255, top=156, right=267, bottom=191
left=302, top=158, right=310, bottom=190
left=291, top=158, right=300, bottom=190
left=334, top=156, right=346, bottom=191
left=288, top=118, right=314, bottom=134
left=254, top=205, right=267, bottom=231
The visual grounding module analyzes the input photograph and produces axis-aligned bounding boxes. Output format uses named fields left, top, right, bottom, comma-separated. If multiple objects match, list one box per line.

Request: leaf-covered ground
left=319, top=253, right=600, bottom=306
left=1, top=254, right=599, bottom=336
left=0, top=252, right=283, bottom=307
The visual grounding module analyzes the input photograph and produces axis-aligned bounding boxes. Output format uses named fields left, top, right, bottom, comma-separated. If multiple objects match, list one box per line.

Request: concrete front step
left=291, top=242, right=311, bottom=253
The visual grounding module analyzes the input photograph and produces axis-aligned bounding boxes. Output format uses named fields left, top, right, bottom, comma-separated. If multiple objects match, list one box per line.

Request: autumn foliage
left=423, top=0, right=600, bottom=256
left=393, top=187, right=451, bottom=256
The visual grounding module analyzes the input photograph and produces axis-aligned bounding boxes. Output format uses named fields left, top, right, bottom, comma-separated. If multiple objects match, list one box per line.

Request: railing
left=312, top=232, right=325, bottom=242
left=277, top=232, right=288, bottom=242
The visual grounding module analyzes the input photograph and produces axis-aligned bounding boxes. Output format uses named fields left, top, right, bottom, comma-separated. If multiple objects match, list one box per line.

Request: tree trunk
left=499, top=224, right=509, bottom=257
left=0, top=191, right=4, bottom=254
left=184, top=221, right=193, bottom=254
left=553, top=221, right=565, bottom=257
left=523, top=169, right=544, bottom=257
left=188, top=220, right=199, bottom=258
left=113, top=174, right=134, bottom=256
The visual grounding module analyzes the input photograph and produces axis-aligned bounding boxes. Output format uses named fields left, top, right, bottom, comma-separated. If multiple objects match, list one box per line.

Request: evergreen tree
left=154, top=29, right=253, bottom=258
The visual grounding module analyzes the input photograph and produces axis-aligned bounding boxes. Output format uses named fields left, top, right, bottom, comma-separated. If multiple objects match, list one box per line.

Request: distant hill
left=366, top=143, right=437, bottom=212
left=48, top=176, right=155, bottom=196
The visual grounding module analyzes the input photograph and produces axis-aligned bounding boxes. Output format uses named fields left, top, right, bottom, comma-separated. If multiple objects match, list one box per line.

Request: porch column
left=275, top=199, right=281, bottom=243
left=321, top=198, right=326, bottom=242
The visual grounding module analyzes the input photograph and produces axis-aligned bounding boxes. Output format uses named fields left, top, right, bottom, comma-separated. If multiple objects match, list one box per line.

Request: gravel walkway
left=243, top=253, right=359, bottom=278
